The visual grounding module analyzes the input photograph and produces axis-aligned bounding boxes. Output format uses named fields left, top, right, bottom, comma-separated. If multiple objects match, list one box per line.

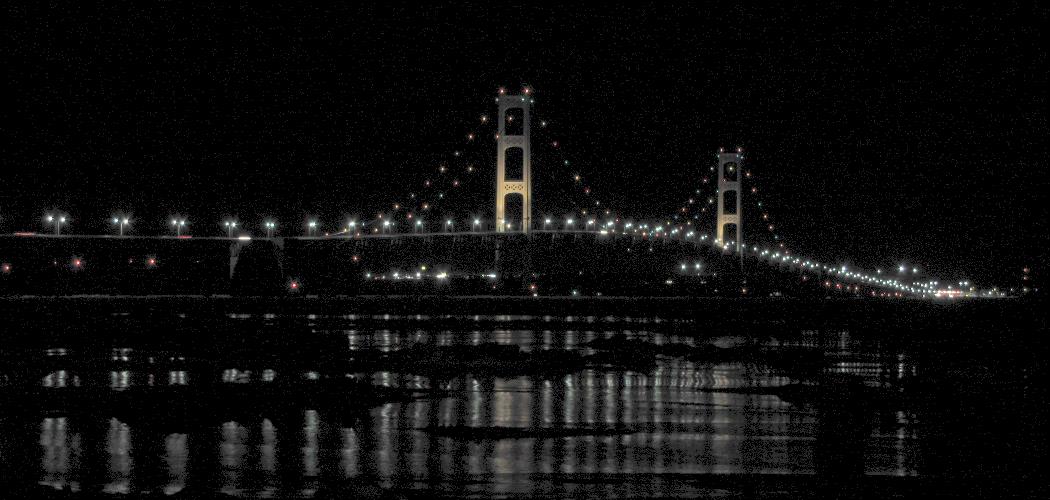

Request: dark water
left=0, top=302, right=1043, bottom=498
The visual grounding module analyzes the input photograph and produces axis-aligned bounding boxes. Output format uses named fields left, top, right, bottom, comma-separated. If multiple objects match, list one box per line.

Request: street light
left=415, top=219, right=423, bottom=234
left=224, top=220, right=238, bottom=238
left=111, top=216, right=130, bottom=237
left=382, top=220, right=391, bottom=234
left=170, top=218, right=187, bottom=236
left=264, top=220, right=277, bottom=238
left=544, top=217, right=551, bottom=230
left=445, top=219, right=454, bottom=233
left=347, top=219, right=357, bottom=233
left=46, top=213, right=68, bottom=235
left=307, top=220, right=318, bottom=237
left=472, top=218, right=480, bottom=232
left=565, top=218, right=574, bottom=231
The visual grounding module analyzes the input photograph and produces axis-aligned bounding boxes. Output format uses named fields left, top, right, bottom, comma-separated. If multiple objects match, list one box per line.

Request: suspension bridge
left=0, top=89, right=991, bottom=299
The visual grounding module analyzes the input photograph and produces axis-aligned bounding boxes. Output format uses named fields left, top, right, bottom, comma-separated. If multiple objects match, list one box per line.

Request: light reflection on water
left=7, top=315, right=920, bottom=497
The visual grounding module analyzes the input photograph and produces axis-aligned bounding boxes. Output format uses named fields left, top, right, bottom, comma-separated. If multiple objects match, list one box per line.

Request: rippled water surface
left=0, top=306, right=1033, bottom=498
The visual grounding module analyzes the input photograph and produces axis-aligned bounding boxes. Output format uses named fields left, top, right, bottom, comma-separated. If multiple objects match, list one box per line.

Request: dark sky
left=3, top=3, right=1046, bottom=286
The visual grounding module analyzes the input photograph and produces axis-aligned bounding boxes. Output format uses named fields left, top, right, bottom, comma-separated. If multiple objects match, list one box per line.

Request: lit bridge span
left=1, top=228, right=946, bottom=298
left=1, top=89, right=984, bottom=299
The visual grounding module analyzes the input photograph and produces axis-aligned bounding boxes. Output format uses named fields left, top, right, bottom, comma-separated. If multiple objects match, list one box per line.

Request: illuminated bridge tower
left=716, top=149, right=744, bottom=260
left=495, top=93, right=532, bottom=233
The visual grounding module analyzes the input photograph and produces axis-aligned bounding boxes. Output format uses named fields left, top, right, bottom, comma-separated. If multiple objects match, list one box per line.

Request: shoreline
left=1, top=294, right=1040, bottom=330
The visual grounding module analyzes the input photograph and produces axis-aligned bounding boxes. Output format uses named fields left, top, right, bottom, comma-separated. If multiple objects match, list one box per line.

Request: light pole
left=307, top=220, right=317, bottom=237
left=46, top=213, right=67, bottom=235
left=565, top=218, right=574, bottom=231
left=472, top=219, right=480, bottom=233
left=347, top=220, right=357, bottom=234
left=171, top=218, right=187, bottom=236
left=414, top=220, right=423, bottom=234
left=382, top=220, right=391, bottom=234
left=264, top=220, right=276, bottom=238
left=446, top=219, right=453, bottom=233
left=544, top=218, right=551, bottom=231
left=111, top=216, right=130, bottom=237
left=224, top=220, right=237, bottom=238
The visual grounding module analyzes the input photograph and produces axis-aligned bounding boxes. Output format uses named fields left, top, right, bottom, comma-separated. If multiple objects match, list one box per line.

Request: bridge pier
left=716, top=150, right=744, bottom=269
left=229, top=240, right=247, bottom=280
left=495, top=92, right=532, bottom=234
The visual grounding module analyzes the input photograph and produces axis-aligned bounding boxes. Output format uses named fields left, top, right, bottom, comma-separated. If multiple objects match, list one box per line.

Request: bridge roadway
left=3, top=229, right=631, bottom=241
left=2, top=230, right=741, bottom=297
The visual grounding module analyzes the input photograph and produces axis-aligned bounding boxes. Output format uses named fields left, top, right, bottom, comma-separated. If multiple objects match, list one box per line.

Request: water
left=0, top=301, right=1041, bottom=497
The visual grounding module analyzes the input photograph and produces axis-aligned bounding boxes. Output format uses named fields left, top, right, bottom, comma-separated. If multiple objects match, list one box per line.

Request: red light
left=2, top=263, right=11, bottom=273
left=147, top=258, right=156, bottom=266
left=73, top=259, right=82, bottom=268
left=351, top=255, right=360, bottom=263
left=290, top=281, right=299, bottom=290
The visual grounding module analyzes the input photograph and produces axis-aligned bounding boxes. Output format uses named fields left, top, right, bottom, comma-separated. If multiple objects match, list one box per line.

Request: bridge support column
left=716, top=150, right=744, bottom=265
left=495, top=93, right=532, bottom=233
left=229, top=240, right=249, bottom=280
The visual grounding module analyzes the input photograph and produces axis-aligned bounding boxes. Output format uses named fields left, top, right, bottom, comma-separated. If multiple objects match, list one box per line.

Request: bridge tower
left=716, top=150, right=744, bottom=261
left=495, top=93, right=532, bottom=233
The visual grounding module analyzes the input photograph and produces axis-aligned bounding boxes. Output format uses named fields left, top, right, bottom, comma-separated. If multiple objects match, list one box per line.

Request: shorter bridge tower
left=716, top=149, right=744, bottom=258
left=495, top=93, right=532, bottom=233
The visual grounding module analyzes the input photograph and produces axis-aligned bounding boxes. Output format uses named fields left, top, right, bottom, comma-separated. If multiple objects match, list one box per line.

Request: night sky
left=3, top=3, right=1046, bottom=287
